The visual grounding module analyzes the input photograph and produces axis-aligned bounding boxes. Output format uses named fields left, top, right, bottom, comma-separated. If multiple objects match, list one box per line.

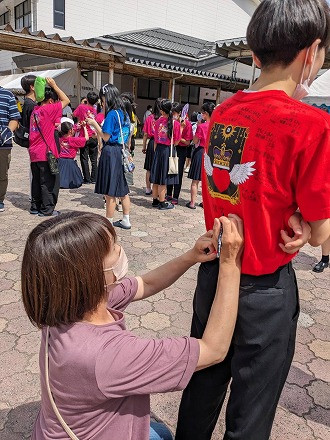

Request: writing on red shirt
left=202, top=90, right=330, bottom=275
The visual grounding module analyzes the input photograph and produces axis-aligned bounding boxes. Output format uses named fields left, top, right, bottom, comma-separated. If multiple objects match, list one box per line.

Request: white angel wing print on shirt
left=204, top=153, right=214, bottom=176
left=229, top=162, right=256, bottom=185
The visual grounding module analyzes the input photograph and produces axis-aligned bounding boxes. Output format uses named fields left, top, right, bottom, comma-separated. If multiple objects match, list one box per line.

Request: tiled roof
left=103, top=28, right=215, bottom=59
left=126, top=57, right=250, bottom=85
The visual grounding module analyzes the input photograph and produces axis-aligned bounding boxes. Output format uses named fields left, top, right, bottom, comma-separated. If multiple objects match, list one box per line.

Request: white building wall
left=0, top=0, right=257, bottom=41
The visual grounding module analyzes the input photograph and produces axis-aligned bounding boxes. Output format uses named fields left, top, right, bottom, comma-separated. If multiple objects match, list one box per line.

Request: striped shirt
left=0, top=87, right=20, bottom=149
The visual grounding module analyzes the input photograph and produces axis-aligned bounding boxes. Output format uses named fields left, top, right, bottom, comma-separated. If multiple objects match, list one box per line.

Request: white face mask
left=104, top=246, right=128, bottom=282
left=292, top=47, right=318, bottom=101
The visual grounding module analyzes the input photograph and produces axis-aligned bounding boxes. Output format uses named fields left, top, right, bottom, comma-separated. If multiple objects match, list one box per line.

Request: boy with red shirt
left=176, top=1, right=330, bottom=439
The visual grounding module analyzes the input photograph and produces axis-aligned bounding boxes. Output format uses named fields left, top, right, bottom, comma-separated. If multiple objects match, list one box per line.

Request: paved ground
left=0, top=142, right=329, bottom=440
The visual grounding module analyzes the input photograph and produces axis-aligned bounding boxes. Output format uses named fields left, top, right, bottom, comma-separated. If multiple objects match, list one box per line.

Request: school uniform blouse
left=143, top=114, right=156, bottom=138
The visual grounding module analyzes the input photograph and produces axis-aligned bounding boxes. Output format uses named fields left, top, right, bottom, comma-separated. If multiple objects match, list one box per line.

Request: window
left=137, top=79, right=162, bottom=100
left=15, top=0, right=31, bottom=29
left=54, top=0, right=65, bottom=29
left=181, top=85, right=200, bottom=105
left=0, top=11, right=9, bottom=26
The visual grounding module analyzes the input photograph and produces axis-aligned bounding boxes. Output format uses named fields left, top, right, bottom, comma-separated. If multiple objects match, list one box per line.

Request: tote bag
left=168, top=132, right=178, bottom=175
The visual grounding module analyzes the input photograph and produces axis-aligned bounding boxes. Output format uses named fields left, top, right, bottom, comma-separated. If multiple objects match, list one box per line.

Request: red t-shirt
left=73, top=104, right=97, bottom=136
left=195, top=121, right=210, bottom=148
left=202, top=90, right=330, bottom=275
left=59, top=136, right=86, bottom=159
left=29, top=102, right=63, bottom=162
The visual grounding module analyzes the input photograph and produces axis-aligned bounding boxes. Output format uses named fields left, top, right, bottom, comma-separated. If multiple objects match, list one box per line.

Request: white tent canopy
left=303, top=69, right=330, bottom=107
left=0, top=69, right=98, bottom=107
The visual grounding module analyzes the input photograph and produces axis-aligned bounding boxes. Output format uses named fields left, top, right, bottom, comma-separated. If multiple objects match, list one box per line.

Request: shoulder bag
left=168, top=131, right=179, bottom=175
left=34, top=114, right=59, bottom=175
left=45, top=327, right=80, bottom=440
left=14, top=123, right=29, bottom=148
left=115, top=110, right=135, bottom=173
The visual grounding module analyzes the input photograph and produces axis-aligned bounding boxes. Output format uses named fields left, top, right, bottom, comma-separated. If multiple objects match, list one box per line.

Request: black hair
left=59, top=121, right=73, bottom=137
left=21, top=75, right=36, bottom=95
left=87, top=92, right=99, bottom=106
left=153, top=97, right=162, bottom=121
left=42, top=87, right=58, bottom=104
left=160, top=99, right=173, bottom=138
left=121, top=92, right=137, bottom=115
left=201, top=102, right=215, bottom=117
left=247, top=0, right=330, bottom=68
left=190, top=111, right=199, bottom=123
left=99, top=84, right=126, bottom=118
left=147, top=105, right=153, bottom=111
left=121, top=96, right=133, bottom=123
left=172, top=102, right=184, bottom=114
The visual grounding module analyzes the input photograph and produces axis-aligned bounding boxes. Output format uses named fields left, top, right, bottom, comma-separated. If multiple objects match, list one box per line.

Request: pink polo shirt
left=178, top=120, right=193, bottom=147
left=195, top=121, right=210, bottom=148
left=29, top=102, right=63, bottom=162
left=33, top=277, right=199, bottom=440
left=73, top=104, right=97, bottom=137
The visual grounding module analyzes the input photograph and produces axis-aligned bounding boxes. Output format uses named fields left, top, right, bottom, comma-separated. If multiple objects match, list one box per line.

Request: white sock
left=121, top=214, right=131, bottom=227
left=107, top=217, right=113, bottom=224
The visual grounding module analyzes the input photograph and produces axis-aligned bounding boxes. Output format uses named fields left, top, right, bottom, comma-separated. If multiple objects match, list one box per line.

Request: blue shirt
left=103, top=109, right=130, bottom=145
left=0, top=87, right=20, bottom=149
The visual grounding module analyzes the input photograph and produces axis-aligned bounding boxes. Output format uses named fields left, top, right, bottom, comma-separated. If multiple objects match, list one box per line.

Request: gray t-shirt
left=33, top=277, right=199, bottom=440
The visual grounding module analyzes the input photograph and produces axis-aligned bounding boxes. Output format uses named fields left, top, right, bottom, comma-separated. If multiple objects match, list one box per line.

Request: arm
left=8, top=120, right=19, bottom=132
left=308, top=219, right=330, bottom=247
left=196, top=215, right=243, bottom=369
left=87, top=118, right=110, bottom=142
left=135, top=231, right=217, bottom=301
left=142, top=132, right=148, bottom=153
left=46, top=77, right=70, bottom=109
left=82, top=123, right=89, bottom=141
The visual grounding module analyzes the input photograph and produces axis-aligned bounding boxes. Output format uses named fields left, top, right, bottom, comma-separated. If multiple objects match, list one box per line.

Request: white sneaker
left=184, top=167, right=190, bottom=173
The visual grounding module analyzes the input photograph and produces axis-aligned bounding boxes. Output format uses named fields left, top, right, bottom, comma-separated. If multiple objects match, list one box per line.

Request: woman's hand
left=46, top=77, right=56, bottom=88
left=279, top=212, right=311, bottom=254
left=189, top=230, right=217, bottom=264
left=142, top=147, right=147, bottom=154
left=213, top=215, right=244, bottom=265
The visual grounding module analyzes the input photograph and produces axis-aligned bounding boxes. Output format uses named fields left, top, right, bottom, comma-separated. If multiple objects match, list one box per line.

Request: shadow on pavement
left=0, top=400, right=40, bottom=439
left=6, top=191, right=30, bottom=212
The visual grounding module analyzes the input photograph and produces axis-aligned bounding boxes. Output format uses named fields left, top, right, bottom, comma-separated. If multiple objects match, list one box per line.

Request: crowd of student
left=0, top=1, right=329, bottom=439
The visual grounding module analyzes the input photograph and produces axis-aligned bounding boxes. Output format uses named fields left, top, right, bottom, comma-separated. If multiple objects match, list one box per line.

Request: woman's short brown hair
left=21, top=212, right=116, bottom=329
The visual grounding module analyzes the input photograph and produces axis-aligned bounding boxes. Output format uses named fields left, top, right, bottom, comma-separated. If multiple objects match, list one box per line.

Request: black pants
left=30, top=161, right=60, bottom=215
left=167, top=147, right=187, bottom=200
left=176, top=260, right=299, bottom=440
left=80, top=138, right=98, bottom=182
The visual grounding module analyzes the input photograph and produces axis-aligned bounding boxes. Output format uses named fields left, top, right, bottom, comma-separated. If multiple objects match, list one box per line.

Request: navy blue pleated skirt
left=59, top=158, right=83, bottom=189
left=188, top=146, right=203, bottom=181
left=144, top=138, right=155, bottom=171
left=95, top=144, right=129, bottom=197
left=150, top=143, right=179, bottom=186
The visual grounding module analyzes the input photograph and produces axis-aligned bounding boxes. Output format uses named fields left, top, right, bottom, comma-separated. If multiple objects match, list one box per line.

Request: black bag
left=34, top=114, right=59, bottom=175
left=14, top=124, right=29, bottom=148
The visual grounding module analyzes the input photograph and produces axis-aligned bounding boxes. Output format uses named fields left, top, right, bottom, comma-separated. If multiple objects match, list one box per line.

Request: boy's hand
left=279, top=212, right=311, bottom=254
left=188, top=231, right=217, bottom=264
